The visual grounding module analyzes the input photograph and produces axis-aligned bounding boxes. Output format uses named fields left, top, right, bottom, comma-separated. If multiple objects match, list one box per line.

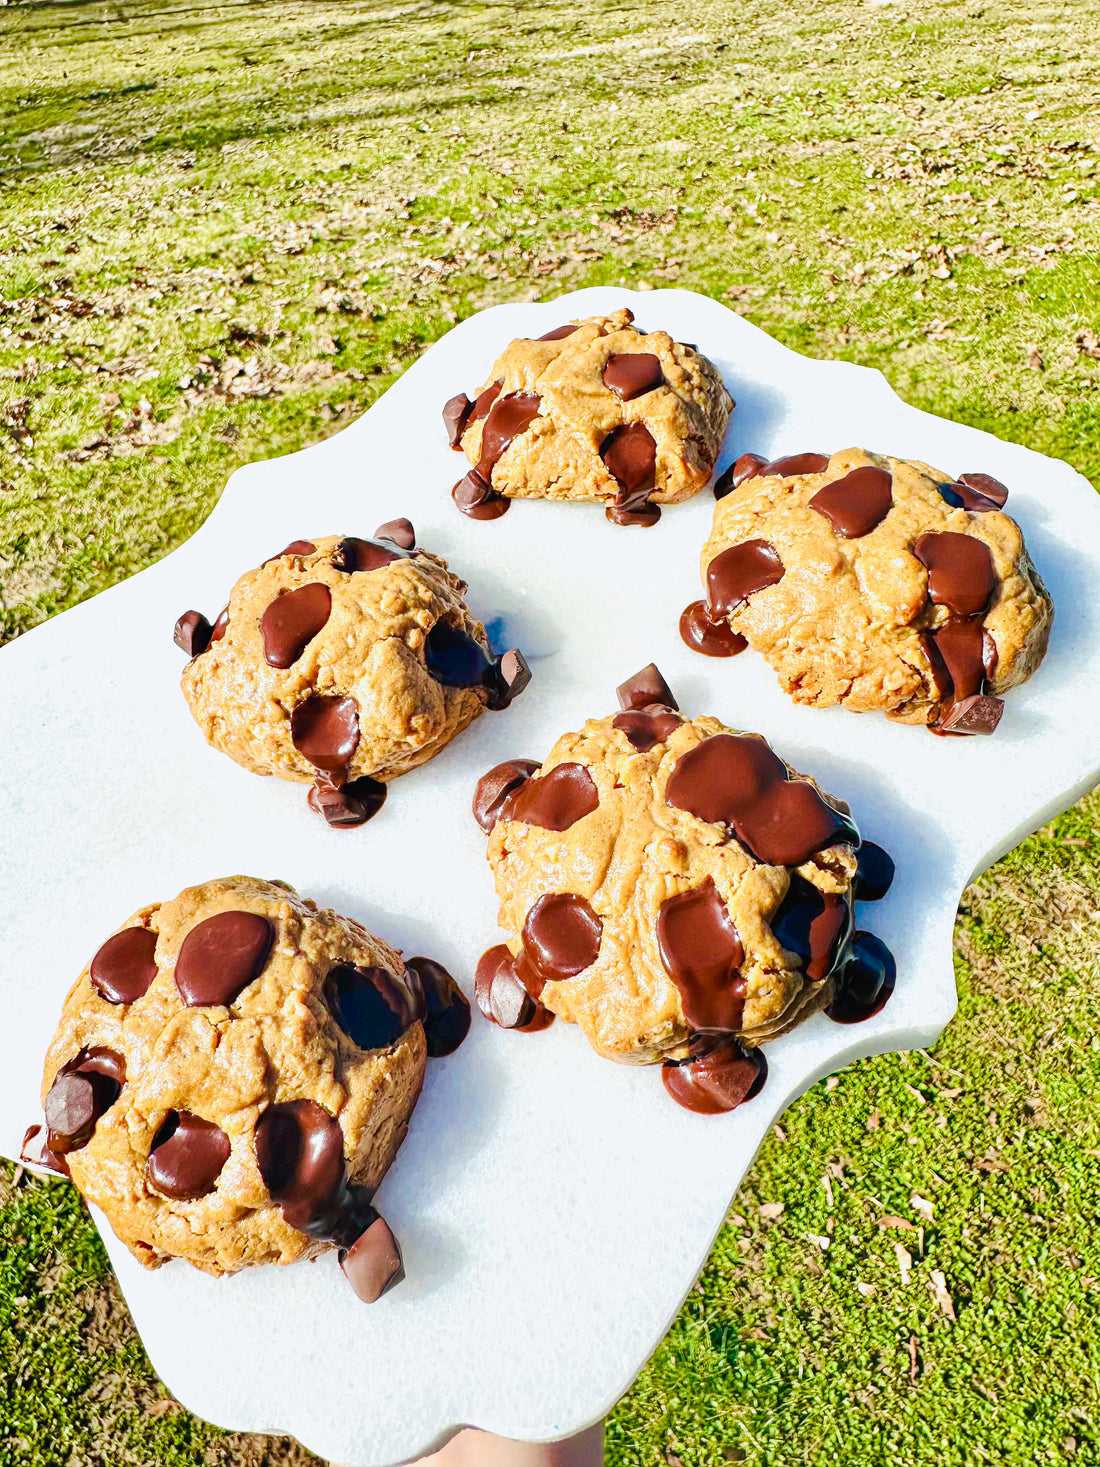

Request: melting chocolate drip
left=264, top=540, right=316, bottom=564
left=705, top=539, right=785, bottom=618
left=174, top=610, right=212, bottom=658
left=926, top=618, right=997, bottom=704
left=474, top=945, right=554, bottom=1030
left=339, top=1214, right=405, bottom=1302
left=325, top=962, right=415, bottom=1051
left=679, top=601, right=748, bottom=658
left=915, top=532, right=1002, bottom=734
left=656, top=878, right=746, bottom=1031
left=146, top=1111, right=231, bottom=1200
left=254, top=1099, right=371, bottom=1245
left=174, top=911, right=275, bottom=1008
left=291, top=694, right=360, bottom=780
left=507, top=762, right=599, bottom=831
left=44, top=1047, right=125, bottom=1155
left=713, top=452, right=765, bottom=499
left=666, top=734, right=849, bottom=868
left=662, top=1037, right=767, bottom=1115
left=423, top=621, right=531, bottom=710
left=210, top=606, right=229, bottom=643
left=853, top=842, right=895, bottom=903
left=601, top=422, right=660, bottom=526
left=261, top=583, right=332, bottom=668
left=603, top=353, right=663, bottom=400
left=616, top=663, right=679, bottom=712
left=455, top=391, right=543, bottom=520
left=771, top=875, right=852, bottom=982
left=613, top=705, right=683, bottom=751
left=472, top=758, right=541, bottom=833
left=538, top=324, right=579, bottom=341
left=521, top=893, right=603, bottom=987
left=809, top=465, right=893, bottom=538
left=307, top=775, right=387, bottom=829
left=21, top=1124, right=69, bottom=1177
left=826, top=932, right=896, bottom=1023
left=404, top=957, right=471, bottom=1057
left=90, top=926, right=158, bottom=1005
left=914, top=532, right=996, bottom=618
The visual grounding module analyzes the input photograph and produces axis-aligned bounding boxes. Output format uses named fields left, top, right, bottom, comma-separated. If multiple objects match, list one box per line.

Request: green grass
left=2, top=1, right=1100, bottom=1463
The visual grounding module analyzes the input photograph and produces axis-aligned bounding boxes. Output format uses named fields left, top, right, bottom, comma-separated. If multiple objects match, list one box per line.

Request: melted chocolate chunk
left=827, top=931, right=896, bottom=1023
left=474, top=945, right=540, bottom=1028
left=771, top=875, right=852, bottom=982
left=471, top=380, right=502, bottom=421
left=174, top=911, right=274, bottom=1008
left=405, top=957, right=471, bottom=1057
left=261, top=583, right=332, bottom=668
left=373, top=517, right=416, bottom=550
left=939, top=472, right=1009, bottom=512
left=927, top=617, right=992, bottom=704
left=507, top=762, right=599, bottom=832
left=714, top=452, right=767, bottom=500
left=603, top=353, right=663, bottom=400
left=90, top=926, right=158, bottom=1005
left=679, top=600, right=748, bottom=658
left=210, top=606, right=229, bottom=643
left=423, top=622, right=530, bottom=711
left=937, top=693, right=1004, bottom=735
left=613, top=705, right=683, bottom=752
left=538, top=324, right=579, bottom=341
left=291, top=694, right=360, bottom=779
left=325, top=964, right=413, bottom=1050
left=809, top=465, right=893, bottom=538
left=764, top=452, right=830, bottom=478
left=662, top=1037, right=767, bottom=1115
left=488, top=647, right=532, bottom=710
left=656, top=878, right=745, bottom=1031
left=959, top=472, right=1009, bottom=506
left=914, top=532, right=996, bottom=618
left=666, top=734, right=848, bottom=868
left=339, top=1213, right=405, bottom=1302
left=44, top=1048, right=125, bottom=1154
left=333, top=537, right=407, bottom=573
left=453, top=469, right=510, bottom=519
left=601, top=422, right=657, bottom=499
left=443, top=392, right=473, bottom=448
left=853, top=842, right=895, bottom=903
left=521, top=893, right=603, bottom=986
left=705, top=540, right=785, bottom=618
left=307, top=774, right=387, bottom=828
left=616, top=663, right=678, bottom=712
left=472, top=758, right=541, bottom=833
left=146, top=1111, right=231, bottom=1200
left=174, top=610, right=212, bottom=658
left=21, top=1124, right=69, bottom=1177
left=264, top=540, right=316, bottom=564
left=476, top=392, right=542, bottom=483
left=255, top=1099, right=345, bottom=1235
left=607, top=498, right=661, bottom=528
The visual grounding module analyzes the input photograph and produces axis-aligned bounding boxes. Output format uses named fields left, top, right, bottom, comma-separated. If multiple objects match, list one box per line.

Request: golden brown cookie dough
left=684, top=448, right=1053, bottom=735
left=175, top=523, right=530, bottom=827
left=470, top=667, right=895, bottom=1113
left=444, top=308, right=733, bottom=526
left=22, top=877, right=469, bottom=1299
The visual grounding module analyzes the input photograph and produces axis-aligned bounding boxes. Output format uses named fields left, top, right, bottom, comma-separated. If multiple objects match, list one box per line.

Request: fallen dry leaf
left=896, top=1242, right=913, bottom=1284
left=930, top=1269, right=957, bottom=1321
left=856, top=1281, right=876, bottom=1298
left=758, top=1201, right=785, bottom=1221
left=911, top=1192, right=934, bottom=1221
left=878, top=1215, right=916, bottom=1231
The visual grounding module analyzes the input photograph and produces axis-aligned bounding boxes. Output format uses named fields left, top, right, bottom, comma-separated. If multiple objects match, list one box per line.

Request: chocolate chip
left=291, top=694, right=360, bottom=779
left=809, top=465, right=893, bottom=539
left=146, top=1111, right=231, bottom=1200
left=486, top=647, right=532, bottom=711
left=600, top=421, right=656, bottom=495
left=443, top=392, right=473, bottom=448
left=714, top=452, right=768, bottom=499
left=521, top=893, right=603, bottom=986
left=21, top=1123, right=69, bottom=1177
left=914, top=532, right=997, bottom=618
left=826, top=931, right=896, bottom=1023
left=679, top=601, right=748, bottom=658
left=958, top=472, right=1009, bottom=506
left=44, top=1047, right=124, bottom=1154
left=332, top=537, right=406, bottom=573
left=603, top=353, right=663, bottom=400
left=324, top=963, right=411, bottom=1050
left=264, top=540, right=316, bottom=564
left=538, top=324, right=578, bottom=341
left=705, top=539, right=785, bottom=618
left=937, top=693, right=1004, bottom=735
left=613, top=706, right=684, bottom=752
left=405, top=956, right=471, bottom=1057
left=307, top=775, right=387, bottom=828
left=173, top=610, right=212, bottom=658
left=452, top=469, right=510, bottom=520
left=261, top=583, right=332, bottom=668
left=853, top=842, right=895, bottom=903
left=339, top=1213, right=405, bottom=1302
left=210, top=606, right=229, bottom=643
left=656, top=878, right=745, bottom=1031
left=472, top=758, right=541, bottom=833
left=616, top=663, right=678, bottom=712
left=174, top=911, right=275, bottom=1007
left=474, top=945, right=546, bottom=1028
left=763, top=452, right=830, bottom=478
left=507, top=762, right=599, bottom=832
left=90, top=926, right=158, bottom=1005
left=662, top=1038, right=767, bottom=1115
left=373, top=517, right=416, bottom=550
left=255, top=1099, right=346, bottom=1234
left=937, top=472, right=1008, bottom=512
left=665, top=734, right=849, bottom=868
left=475, top=392, right=542, bottom=484
left=771, top=875, right=852, bottom=981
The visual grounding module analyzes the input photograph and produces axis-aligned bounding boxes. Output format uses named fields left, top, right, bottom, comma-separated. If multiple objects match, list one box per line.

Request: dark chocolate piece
left=914, top=532, right=996, bottom=618
left=43, top=1047, right=125, bottom=1154
left=600, top=422, right=657, bottom=526
left=928, top=617, right=988, bottom=703
left=520, top=893, right=602, bottom=986
left=656, top=878, right=745, bottom=1031
left=261, top=583, right=332, bottom=668
left=264, top=540, right=317, bottom=564
left=679, top=601, right=748, bottom=658
left=662, top=1037, right=767, bottom=1115
left=616, top=663, right=678, bottom=712
left=174, top=911, right=275, bottom=1008
left=373, top=517, right=416, bottom=550
left=507, top=762, right=599, bottom=832
left=603, top=353, right=663, bottom=400
left=763, top=452, right=830, bottom=478
left=853, top=842, right=895, bottom=903
left=255, top=1099, right=345, bottom=1235
left=613, top=705, right=683, bottom=752
left=424, top=622, right=529, bottom=711
left=325, top=963, right=414, bottom=1050
left=472, top=758, right=541, bottom=833
left=21, top=1123, right=69, bottom=1177
left=291, top=694, right=360, bottom=779
left=307, top=775, right=387, bottom=828
left=452, top=469, right=510, bottom=519
left=443, top=393, right=473, bottom=448
left=339, top=1213, right=405, bottom=1302
left=90, top=926, right=158, bottom=1005
left=714, top=452, right=767, bottom=499
left=827, top=931, right=896, bottom=1023
left=938, top=473, right=1009, bottom=513
left=474, top=945, right=539, bottom=1029
left=210, top=606, right=229, bottom=643
left=174, top=611, right=212, bottom=658
left=705, top=539, right=784, bottom=618
left=809, top=465, right=893, bottom=538
left=937, top=693, right=1004, bottom=735
left=332, top=537, right=406, bottom=573
left=487, top=647, right=532, bottom=711
left=538, top=324, right=578, bottom=341
left=404, top=957, right=471, bottom=1058
left=771, top=874, right=852, bottom=982
left=146, top=1111, right=231, bottom=1200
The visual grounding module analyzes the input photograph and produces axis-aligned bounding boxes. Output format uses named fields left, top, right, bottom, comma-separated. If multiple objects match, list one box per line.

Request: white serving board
left=1, top=288, right=1098, bottom=1466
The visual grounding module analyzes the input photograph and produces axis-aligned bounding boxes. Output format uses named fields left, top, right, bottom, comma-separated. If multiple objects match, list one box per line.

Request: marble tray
left=1, top=287, right=1097, bottom=1466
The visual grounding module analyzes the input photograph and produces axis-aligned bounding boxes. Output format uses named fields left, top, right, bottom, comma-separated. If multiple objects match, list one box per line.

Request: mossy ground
left=2, top=2, right=1099, bottom=1463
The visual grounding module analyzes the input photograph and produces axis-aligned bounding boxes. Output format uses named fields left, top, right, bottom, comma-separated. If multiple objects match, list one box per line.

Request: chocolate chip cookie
left=444, top=308, right=733, bottom=526
left=682, top=449, right=1053, bottom=735
left=21, top=876, right=469, bottom=1301
left=175, top=522, right=530, bottom=827
left=471, top=667, right=895, bottom=1114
